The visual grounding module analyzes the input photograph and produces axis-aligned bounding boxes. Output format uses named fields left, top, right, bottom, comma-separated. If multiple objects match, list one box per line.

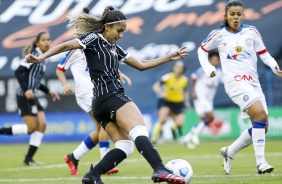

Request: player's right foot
left=191, top=134, right=200, bottom=146
left=105, top=167, right=119, bottom=174
left=152, top=169, right=185, bottom=184
left=220, top=147, right=233, bottom=175
left=82, top=164, right=104, bottom=184
left=64, top=153, right=79, bottom=176
left=257, top=161, right=274, bottom=174
left=186, top=142, right=196, bottom=149
left=23, top=156, right=37, bottom=166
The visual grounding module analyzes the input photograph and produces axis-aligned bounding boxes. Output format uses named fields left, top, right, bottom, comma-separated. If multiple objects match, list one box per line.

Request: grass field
left=0, top=139, right=281, bottom=184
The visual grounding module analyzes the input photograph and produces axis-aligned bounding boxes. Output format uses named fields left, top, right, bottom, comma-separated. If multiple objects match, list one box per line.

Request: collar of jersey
left=98, top=33, right=114, bottom=47
left=224, top=25, right=243, bottom=34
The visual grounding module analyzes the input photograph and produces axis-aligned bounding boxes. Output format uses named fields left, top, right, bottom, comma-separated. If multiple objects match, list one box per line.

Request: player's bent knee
left=129, top=126, right=149, bottom=141
left=115, top=140, right=134, bottom=157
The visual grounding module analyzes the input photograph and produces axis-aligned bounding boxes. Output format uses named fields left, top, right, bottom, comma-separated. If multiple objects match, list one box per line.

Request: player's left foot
left=105, top=167, right=119, bottom=174
left=220, top=147, right=233, bottom=175
left=257, top=161, right=274, bottom=174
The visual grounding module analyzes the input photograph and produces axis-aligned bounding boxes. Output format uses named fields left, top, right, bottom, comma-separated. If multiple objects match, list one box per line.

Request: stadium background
left=0, top=0, right=282, bottom=143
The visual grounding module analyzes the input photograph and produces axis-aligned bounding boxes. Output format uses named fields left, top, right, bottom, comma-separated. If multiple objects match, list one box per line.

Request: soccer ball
left=165, top=159, right=193, bottom=184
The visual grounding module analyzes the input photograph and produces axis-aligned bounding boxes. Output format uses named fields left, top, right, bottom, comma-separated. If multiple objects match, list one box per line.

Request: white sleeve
left=57, top=50, right=79, bottom=71
left=259, top=52, right=279, bottom=76
left=198, top=47, right=216, bottom=77
left=251, top=27, right=280, bottom=75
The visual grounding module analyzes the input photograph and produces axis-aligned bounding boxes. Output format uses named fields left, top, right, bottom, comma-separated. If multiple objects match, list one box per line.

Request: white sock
left=29, top=131, right=43, bottom=147
left=12, top=124, right=28, bottom=135
left=192, top=121, right=206, bottom=136
left=73, top=141, right=90, bottom=160
left=228, top=129, right=252, bottom=157
left=252, top=126, right=266, bottom=165
left=99, top=141, right=110, bottom=159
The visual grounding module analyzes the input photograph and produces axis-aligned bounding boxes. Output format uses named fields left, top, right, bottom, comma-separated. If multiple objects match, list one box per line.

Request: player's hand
left=49, top=91, right=60, bottom=101
left=210, top=71, right=216, bottom=77
left=63, top=84, right=73, bottom=96
left=170, top=47, right=189, bottom=60
left=25, top=89, right=35, bottom=100
left=119, top=72, right=132, bottom=86
left=25, top=54, right=43, bottom=64
left=275, top=66, right=282, bottom=77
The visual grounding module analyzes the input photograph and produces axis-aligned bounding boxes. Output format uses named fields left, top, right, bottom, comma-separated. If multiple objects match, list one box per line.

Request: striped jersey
left=76, top=32, right=130, bottom=98
left=198, top=24, right=278, bottom=93
left=16, top=47, right=46, bottom=96
left=57, top=49, right=93, bottom=98
left=160, top=73, right=188, bottom=103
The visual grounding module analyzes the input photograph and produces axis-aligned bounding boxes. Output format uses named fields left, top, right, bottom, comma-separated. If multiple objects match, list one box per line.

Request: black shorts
left=156, top=98, right=164, bottom=110
left=16, top=96, right=43, bottom=117
left=92, top=90, right=131, bottom=128
left=162, top=100, right=185, bottom=115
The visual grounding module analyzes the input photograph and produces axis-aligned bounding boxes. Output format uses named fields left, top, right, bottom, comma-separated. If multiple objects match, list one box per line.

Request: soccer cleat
left=105, top=167, right=119, bottom=174
left=191, top=134, right=200, bottom=146
left=23, top=156, right=37, bottom=166
left=82, top=164, right=104, bottom=184
left=64, top=153, right=79, bottom=176
left=257, top=161, right=274, bottom=174
left=220, top=147, right=234, bottom=175
left=152, top=169, right=185, bottom=184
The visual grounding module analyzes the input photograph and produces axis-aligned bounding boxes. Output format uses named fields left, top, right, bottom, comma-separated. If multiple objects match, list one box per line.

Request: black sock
left=26, top=145, right=38, bottom=158
left=178, top=127, right=183, bottom=137
left=0, top=127, right=12, bottom=135
left=92, top=148, right=126, bottom=175
left=135, top=136, right=164, bottom=171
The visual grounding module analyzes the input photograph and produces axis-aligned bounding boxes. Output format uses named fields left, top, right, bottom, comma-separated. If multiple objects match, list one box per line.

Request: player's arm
left=252, top=27, right=282, bottom=77
left=152, top=81, right=165, bottom=98
left=183, top=87, right=191, bottom=109
left=118, top=70, right=132, bottom=86
left=26, top=40, right=83, bottom=64
left=190, top=75, right=197, bottom=100
left=39, top=83, right=60, bottom=101
left=124, top=47, right=188, bottom=71
left=56, top=69, right=72, bottom=96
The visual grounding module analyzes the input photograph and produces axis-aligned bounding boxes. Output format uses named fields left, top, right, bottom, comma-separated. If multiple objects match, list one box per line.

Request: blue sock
left=83, top=136, right=96, bottom=149
left=99, top=141, right=110, bottom=149
left=248, top=121, right=266, bottom=137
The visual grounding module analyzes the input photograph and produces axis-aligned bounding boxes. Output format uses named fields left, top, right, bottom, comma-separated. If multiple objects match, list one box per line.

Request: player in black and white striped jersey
left=0, top=32, right=60, bottom=165
left=26, top=6, right=188, bottom=184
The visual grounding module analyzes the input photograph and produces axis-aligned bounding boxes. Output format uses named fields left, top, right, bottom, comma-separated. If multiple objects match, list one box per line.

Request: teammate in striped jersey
left=56, top=48, right=131, bottom=176
left=198, top=0, right=282, bottom=175
left=26, top=6, right=188, bottom=184
left=0, top=32, right=60, bottom=165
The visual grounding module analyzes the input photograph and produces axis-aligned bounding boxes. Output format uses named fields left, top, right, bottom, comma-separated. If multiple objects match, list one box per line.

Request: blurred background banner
left=0, top=0, right=282, bottom=113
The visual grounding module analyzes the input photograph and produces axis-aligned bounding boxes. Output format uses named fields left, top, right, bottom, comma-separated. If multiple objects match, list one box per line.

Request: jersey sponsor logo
left=243, top=95, right=249, bottom=102
left=81, top=33, right=97, bottom=44
left=234, top=74, right=254, bottom=82
left=227, top=49, right=251, bottom=61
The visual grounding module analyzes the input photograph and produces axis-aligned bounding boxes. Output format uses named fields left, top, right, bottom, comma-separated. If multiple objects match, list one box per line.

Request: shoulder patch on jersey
left=81, top=33, right=98, bottom=44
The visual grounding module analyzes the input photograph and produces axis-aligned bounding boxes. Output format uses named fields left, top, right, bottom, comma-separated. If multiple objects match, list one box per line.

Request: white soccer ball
left=165, top=159, right=193, bottom=184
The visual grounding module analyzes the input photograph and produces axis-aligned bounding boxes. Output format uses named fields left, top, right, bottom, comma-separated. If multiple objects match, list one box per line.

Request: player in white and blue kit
left=198, top=0, right=282, bottom=175
left=181, top=50, right=223, bottom=149
left=57, top=48, right=131, bottom=176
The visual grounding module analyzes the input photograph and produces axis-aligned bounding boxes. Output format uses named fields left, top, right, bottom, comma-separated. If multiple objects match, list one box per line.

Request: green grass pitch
left=0, top=139, right=281, bottom=183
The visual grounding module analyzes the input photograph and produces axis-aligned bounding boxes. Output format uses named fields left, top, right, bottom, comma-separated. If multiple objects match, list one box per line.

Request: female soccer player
left=57, top=48, right=131, bottom=175
left=151, top=60, right=190, bottom=144
left=198, top=0, right=282, bottom=175
left=0, top=32, right=60, bottom=165
left=26, top=6, right=188, bottom=184
left=181, top=50, right=223, bottom=149
left=57, top=8, right=131, bottom=176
